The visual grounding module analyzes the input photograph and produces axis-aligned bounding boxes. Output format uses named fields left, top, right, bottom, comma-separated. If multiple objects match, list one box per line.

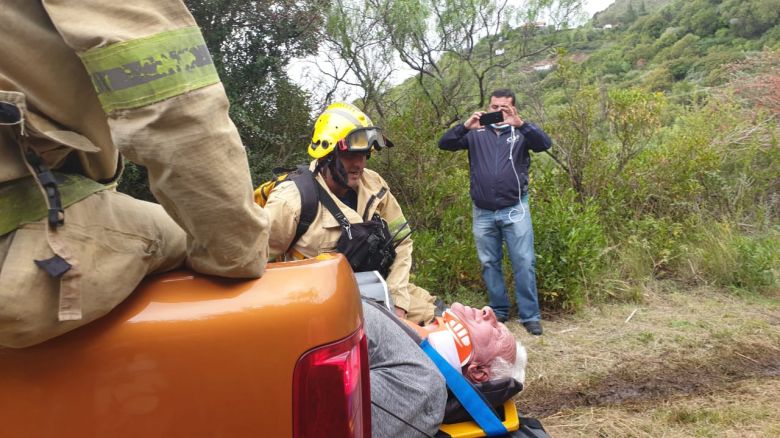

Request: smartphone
left=478, top=111, right=503, bottom=126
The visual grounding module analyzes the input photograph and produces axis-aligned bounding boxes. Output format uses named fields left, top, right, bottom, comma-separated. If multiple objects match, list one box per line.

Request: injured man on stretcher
left=363, top=297, right=527, bottom=437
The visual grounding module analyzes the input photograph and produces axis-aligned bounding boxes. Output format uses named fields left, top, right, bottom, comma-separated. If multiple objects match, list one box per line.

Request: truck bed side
left=0, top=254, right=362, bottom=437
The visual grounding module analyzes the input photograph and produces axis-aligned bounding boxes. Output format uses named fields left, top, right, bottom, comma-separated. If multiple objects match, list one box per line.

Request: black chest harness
left=315, top=182, right=408, bottom=278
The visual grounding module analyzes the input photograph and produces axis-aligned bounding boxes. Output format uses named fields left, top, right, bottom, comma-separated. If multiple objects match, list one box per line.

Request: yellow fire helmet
left=308, top=102, right=393, bottom=159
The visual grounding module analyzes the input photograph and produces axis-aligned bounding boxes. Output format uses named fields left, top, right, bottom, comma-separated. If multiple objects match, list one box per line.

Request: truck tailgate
left=0, top=254, right=362, bottom=437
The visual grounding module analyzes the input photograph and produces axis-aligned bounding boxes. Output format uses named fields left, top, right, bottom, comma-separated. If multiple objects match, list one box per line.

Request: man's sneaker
left=523, top=321, right=543, bottom=336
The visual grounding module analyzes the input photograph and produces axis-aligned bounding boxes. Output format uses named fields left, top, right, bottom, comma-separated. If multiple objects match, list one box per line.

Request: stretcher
left=357, top=271, right=547, bottom=438
left=438, top=399, right=520, bottom=437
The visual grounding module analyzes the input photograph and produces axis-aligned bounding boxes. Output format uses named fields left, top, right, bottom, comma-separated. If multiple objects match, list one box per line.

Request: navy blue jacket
left=438, top=123, right=552, bottom=210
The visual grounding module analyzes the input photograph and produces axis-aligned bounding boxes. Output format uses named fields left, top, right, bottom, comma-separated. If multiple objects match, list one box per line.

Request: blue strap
left=420, top=339, right=508, bottom=436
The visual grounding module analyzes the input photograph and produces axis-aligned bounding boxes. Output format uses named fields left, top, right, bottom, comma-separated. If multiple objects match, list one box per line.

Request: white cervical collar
left=427, top=330, right=462, bottom=374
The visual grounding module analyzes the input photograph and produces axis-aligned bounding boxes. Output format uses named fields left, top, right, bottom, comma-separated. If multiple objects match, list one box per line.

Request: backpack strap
left=288, top=165, right=318, bottom=249
left=315, top=180, right=352, bottom=237
left=362, top=187, right=387, bottom=221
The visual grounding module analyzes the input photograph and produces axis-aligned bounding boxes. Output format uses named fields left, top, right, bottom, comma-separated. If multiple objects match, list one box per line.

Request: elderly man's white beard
left=427, top=330, right=463, bottom=374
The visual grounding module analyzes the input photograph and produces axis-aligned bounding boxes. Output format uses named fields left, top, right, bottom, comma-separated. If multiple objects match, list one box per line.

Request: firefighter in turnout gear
left=263, top=102, right=439, bottom=324
left=0, top=0, right=269, bottom=347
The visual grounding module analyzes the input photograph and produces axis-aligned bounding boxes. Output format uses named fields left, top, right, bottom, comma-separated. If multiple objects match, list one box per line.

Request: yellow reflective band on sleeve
left=0, top=173, right=109, bottom=236
left=79, top=26, right=219, bottom=112
left=388, top=217, right=411, bottom=243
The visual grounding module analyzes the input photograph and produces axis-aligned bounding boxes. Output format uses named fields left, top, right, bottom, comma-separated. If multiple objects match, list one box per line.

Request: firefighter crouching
left=264, top=102, right=440, bottom=324
left=0, top=0, right=269, bottom=348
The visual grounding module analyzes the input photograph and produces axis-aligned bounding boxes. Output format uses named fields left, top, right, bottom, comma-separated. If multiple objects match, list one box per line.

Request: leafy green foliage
left=684, top=223, right=780, bottom=293
left=531, top=181, right=608, bottom=310
left=593, top=0, right=671, bottom=27
left=409, top=181, right=484, bottom=306
left=722, top=0, right=780, bottom=38
left=118, top=0, right=324, bottom=200
left=186, top=0, right=325, bottom=180
left=606, top=88, right=667, bottom=172
left=371, top=0, right=779, bottom=309
left=116, top=161, right=154, bottom=203
left=115, top=0, right=779, bottom=310
left=324, top=0, right=586, bottom=126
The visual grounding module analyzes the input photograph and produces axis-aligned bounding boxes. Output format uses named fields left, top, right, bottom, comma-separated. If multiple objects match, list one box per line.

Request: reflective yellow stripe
left=0, top=173, right=109, bottom=236
left=79, top=27, right=219, bottom=112
left=388, top=217, right=411, bottom=242
left=326, top=107, right=365, bottom=128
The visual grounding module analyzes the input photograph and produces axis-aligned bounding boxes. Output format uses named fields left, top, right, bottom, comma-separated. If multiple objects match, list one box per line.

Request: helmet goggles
left=337, top=127, right=395, bottom=153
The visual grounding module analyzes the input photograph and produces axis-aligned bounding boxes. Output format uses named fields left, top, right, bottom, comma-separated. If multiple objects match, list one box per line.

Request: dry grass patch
left=539, top=378, right=780, bottom=437
left=508, top=282, right=780, bottom=436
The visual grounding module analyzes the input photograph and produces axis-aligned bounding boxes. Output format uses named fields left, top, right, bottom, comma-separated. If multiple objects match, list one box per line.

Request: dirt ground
left=507, top=283, right=780, bottom=437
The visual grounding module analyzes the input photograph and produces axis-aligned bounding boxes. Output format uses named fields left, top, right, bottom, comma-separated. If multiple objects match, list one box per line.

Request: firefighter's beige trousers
left=0, top=190, right=186, bottom=348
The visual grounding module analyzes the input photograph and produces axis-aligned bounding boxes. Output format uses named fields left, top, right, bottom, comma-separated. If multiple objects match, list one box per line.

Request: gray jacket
left=363, top=300, right=447, bottom=437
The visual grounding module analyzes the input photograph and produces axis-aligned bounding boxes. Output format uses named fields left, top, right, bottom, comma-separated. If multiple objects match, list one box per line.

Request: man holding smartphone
left=438, top=89, right=552, bottom=335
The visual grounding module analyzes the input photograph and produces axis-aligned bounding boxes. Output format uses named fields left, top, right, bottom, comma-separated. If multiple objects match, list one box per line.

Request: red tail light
left=293, top=327, right=371, bottom=438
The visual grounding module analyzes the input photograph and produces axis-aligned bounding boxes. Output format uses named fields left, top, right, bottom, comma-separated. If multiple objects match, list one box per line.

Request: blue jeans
left=472, top=196, right=541, bottom=322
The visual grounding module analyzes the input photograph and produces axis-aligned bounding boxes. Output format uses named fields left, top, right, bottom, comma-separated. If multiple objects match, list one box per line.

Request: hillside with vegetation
left=118, top=0, right=779, bottom=311
left=355, top=0, right=780, bottom=312
left=592, top=0, right=673, bottom=27
left=358, top=3, right=779, bottom=430
left=114, top=2, right=778, bottom=430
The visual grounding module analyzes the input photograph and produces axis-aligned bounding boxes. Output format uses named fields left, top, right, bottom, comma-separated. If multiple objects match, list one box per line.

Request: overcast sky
left=586, top=0, right=614, bottom=15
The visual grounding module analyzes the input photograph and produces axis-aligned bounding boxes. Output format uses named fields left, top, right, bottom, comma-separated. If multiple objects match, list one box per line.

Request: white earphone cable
left=507, top=126, right=526, bottom=223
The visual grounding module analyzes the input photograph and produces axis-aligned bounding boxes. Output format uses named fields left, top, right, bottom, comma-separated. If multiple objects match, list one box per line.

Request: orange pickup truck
left=0, top=254, right=370, bottom=437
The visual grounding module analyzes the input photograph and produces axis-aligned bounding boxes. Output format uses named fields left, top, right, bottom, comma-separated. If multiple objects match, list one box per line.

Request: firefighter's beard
left=344, top=165, right=363, bottom=189
left=331, top=154, right=364, bottom=191
left=328, top=157, right=351, bottom=191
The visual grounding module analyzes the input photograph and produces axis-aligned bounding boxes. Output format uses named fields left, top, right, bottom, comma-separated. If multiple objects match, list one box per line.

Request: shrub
left=117, top=161, right=154, bottom=202
left=682, top=223, right=780, bottom=294
left=531, top=180, right=608, bottom=310
left=613, top=216, right=689, bottom=282
left=409, top=168, right=485, bottom=306
left=642, top=66, right=675, bottom=91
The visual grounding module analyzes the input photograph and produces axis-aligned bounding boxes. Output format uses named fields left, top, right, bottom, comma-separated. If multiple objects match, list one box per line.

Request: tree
left=185, top=0, right=326, bottom=170
left=688, top=7, right=720, bottom=36
left=722, top=0, right=780, bottom=38
left=623, top=1, right=637, bottom=24
left=543, top=52, right=603, bottom=200
left=541, top=53, right=666, bottom=201
left=314, top=0, right=398, bottom=118
left=320, top=0, right=585, bottom=126
left=606, top=88, right=666, bottom=173
left=120, top=0, right=327, bottom=198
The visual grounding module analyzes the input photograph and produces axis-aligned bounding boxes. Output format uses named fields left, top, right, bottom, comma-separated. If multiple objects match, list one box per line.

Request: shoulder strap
left=288, top=165, right=318, bottom=248
left=362, top=187, right=387, bottom=221
left=315, top=180, right=352, bottom=237
left=420, top=339, right=508, bottom=436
